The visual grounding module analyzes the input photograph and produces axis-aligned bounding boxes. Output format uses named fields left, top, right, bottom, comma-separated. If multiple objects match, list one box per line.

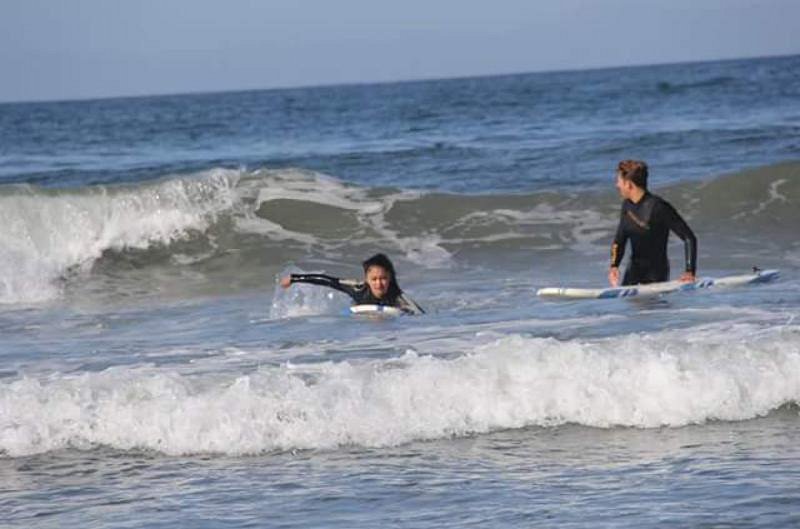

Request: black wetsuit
left=610, top=192, right=697, bottom=285
left=288, top=274, right=425, bottom=314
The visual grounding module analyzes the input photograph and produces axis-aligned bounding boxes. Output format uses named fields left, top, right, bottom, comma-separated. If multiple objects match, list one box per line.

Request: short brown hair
left=617, top=160, right=648, bottom=190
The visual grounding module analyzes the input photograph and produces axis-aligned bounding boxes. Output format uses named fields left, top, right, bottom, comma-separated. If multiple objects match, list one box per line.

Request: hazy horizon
left=2, top=0, right=798, bottom=104
left=2, top=52, right=797, bottom=106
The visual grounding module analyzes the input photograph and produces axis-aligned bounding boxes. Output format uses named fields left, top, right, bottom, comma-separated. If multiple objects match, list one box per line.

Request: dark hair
left=617, top=160, right=648, bottom=190
left=362, top=253, right=402, bottom=297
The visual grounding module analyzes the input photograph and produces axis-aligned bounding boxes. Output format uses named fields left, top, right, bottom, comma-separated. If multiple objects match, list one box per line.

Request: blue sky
left=1, top=0, right=798, bottom=102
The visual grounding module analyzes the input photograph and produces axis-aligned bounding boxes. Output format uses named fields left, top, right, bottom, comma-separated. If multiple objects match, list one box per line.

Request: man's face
left=615, top=174, right=632, bottom=199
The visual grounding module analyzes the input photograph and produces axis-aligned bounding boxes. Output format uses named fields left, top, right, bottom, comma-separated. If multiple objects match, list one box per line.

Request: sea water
left=1, top=55, right=799, bottom=528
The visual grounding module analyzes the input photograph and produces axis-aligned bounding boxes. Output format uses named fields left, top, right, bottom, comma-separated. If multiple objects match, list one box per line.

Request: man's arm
left=662, top=202, right=697, bottom=281
left=609, top=211, right=627, bottom=286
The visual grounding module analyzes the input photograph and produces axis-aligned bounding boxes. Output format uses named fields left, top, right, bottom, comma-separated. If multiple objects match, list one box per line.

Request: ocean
left=1, top=54, right=799, bottom=528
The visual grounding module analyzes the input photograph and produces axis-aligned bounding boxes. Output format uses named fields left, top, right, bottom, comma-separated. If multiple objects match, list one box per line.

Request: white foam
left=0, top=167, right=463, bottom=305
left=244, top=168, right=452, bottom=267
left=2, top=323, right=798, bottom=457
left=436, top=204, right=616, bottom=253
left=0, top=169, right=239, bottom=304
left=269, top=270, right=346, bottom=319
left=732, top=177, right=790, bottom=219
left=0, top=166, right=627, bottom=305
left=252, top=168, right=388, bottom=215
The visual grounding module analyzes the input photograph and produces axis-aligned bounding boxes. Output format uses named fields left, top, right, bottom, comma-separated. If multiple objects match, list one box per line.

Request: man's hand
left=679, top=271, right=696, bottom=283
left=279, top=276, right=292, bottom=289
left=608, top=267, right=620, bottom=287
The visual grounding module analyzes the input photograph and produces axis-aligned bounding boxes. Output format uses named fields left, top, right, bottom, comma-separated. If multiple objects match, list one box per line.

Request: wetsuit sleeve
left=396, top=293, right=425, bottom=315
left=610, top=209, right=627, bottom=268
left=660, top=202, right=698, bottom=273
left=289, top=274, right=360, bottom=300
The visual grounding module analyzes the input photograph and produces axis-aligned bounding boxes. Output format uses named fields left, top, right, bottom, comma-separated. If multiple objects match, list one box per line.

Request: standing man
left=608, top=160, right=697, bottom=287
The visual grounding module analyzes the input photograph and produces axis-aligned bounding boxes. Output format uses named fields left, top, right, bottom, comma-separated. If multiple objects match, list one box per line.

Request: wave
left=1, top=162, right=798, bottom=304
left=0, top=169, right=239, bottom=304
left=1, top=322, right=798, bottom=457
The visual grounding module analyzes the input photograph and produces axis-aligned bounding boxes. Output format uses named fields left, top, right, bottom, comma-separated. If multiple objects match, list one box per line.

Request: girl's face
left=365, top=265, right=391, bottom=299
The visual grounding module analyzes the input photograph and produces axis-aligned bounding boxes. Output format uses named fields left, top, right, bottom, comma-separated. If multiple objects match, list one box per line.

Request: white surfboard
left=349, top=304, right=404, bottom=317
left=536, top=269, right=779, bottom=300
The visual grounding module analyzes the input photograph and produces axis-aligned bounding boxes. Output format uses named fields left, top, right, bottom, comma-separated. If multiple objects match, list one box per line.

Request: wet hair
left=362, top=253, right=402, bottom=297
left=617, top=160, right=648, bottom=190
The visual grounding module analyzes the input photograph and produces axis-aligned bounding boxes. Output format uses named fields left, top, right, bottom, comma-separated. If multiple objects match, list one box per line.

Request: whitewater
left=2, top=55, right=800, bottom=528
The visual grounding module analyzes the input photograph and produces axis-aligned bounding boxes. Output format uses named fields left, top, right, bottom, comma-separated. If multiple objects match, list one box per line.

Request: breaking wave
left=1, top=322, right=798, bottom=457
left=0, top=161, right=797, bottom=304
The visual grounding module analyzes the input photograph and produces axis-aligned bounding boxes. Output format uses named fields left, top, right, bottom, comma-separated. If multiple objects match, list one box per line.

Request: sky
left=1, top=0, right=798, bottom=103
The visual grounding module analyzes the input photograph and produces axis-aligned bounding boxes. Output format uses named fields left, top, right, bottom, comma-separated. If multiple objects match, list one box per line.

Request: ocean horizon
left=1, top=53, right=799, bottom=528
left=2, top=51, right=795, bottom=106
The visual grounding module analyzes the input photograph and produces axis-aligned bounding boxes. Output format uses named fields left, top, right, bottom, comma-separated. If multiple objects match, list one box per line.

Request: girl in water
left=279, top=253, right=425, bottom=315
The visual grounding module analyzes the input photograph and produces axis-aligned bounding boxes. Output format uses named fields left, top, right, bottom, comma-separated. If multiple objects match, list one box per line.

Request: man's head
left=615, top=159, right=648, bottom=200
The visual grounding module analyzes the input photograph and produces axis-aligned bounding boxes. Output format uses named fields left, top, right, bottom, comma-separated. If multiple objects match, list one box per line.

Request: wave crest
left=0, top=169, right=239, bottom=304
left=1, top=323, right=798, bottom=457
left=1, top=162, right=798, bottom=304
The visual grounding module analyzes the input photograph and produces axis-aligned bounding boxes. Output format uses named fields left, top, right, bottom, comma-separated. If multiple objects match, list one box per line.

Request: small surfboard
left=536, top=269, right=779, bottom=300
left=349, top=304, right=404, bottom=317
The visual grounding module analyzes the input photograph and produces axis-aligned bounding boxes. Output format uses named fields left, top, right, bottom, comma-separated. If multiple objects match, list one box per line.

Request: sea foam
left=1, top=323, right=797, bottom=457
left=0, top=169, right=238, bottom=304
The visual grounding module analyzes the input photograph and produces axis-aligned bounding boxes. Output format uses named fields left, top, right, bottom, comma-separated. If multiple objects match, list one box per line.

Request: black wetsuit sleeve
left=661, top=202, right=697, bottom=273
left=396, top=293, right=426, bottom=315
left=610, top=209, right=628, bottom=268
left=289, top=274, right=360, bottom=301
